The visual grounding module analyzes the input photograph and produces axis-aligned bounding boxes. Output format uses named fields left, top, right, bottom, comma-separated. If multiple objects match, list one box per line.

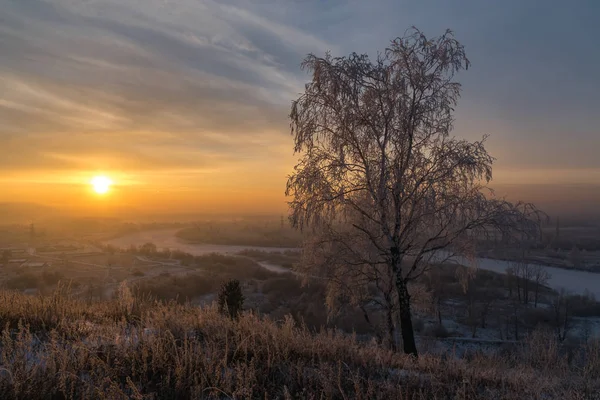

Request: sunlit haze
left=1, top=0, right=599, bottom=219
left=90, top=176, right=113, bottom=195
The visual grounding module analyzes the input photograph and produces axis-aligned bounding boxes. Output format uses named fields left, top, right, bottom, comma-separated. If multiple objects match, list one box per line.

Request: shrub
left=41, top=270, right=64, bottom=285
left=4, top=273, right=40, bottom=290
left=568, top=293, right=600, bottom=317
left=262, top=276, right=305, bottom=298
left=522, top=307, right=555, bottom=330
left=195, top=254, right=278, bottom=280
left=218, top=279, right=244, bottom=319
left=237, top=249, right=300, bottom=267
left=134, top=274, right=214, bottom=304
left=423, top=323, right=451, bottom=338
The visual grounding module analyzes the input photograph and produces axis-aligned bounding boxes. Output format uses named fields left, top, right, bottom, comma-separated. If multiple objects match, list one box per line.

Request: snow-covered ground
left=256, top=261, right=291, bottom=274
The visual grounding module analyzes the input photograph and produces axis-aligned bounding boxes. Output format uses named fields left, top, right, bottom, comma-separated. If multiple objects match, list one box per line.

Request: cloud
left=0, top=0, right=332, bottom=177
left=1, top=0, right=599, bottom=192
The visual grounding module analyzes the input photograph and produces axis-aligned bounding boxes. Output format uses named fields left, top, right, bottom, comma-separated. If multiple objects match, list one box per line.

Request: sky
left=1, top=0, right=599, bottom=216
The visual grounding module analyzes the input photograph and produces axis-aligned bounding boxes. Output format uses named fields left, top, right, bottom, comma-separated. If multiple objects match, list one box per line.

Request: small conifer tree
left=218, top=279, right=244, bottom=319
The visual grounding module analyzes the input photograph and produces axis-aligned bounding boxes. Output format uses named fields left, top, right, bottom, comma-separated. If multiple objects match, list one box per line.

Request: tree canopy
left=286, top=28, right=544, bottom=356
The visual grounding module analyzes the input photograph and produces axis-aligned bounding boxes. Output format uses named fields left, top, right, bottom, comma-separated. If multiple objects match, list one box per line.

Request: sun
left=90, top=176, right=113, bottom=194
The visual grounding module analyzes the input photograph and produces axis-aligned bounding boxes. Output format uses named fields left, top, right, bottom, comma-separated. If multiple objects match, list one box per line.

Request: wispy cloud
left=0, top=0, right=333, bottom=179
left=1, top=0, right=599, bottom=197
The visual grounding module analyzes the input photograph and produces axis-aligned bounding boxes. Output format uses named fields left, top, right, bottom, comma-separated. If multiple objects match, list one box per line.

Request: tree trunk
left=513, top=305, right=519, bottom=341
left=390, top=246, right=418, bottom=357
left=384, top=294, right=397, bottom=352
left=397, top=280, right=418, bottom=356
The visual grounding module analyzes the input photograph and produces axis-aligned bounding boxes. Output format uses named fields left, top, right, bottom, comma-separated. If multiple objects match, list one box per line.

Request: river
left=104, top=229, right=297, bottom=256
left=104, top=229, right=600, bottom=298
left=453, top=255, right=600, bottom=299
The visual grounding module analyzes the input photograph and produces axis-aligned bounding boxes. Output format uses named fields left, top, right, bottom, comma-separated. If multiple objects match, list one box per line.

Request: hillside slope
left=0, top=288, right=598, bottom=399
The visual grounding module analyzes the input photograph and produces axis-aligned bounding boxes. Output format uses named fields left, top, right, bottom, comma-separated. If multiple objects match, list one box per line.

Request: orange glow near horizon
left=0, top=161, right=597, bottom=219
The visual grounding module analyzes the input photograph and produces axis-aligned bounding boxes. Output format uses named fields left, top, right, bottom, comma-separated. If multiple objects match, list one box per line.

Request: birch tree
left=286, top=28, right=543, bottom=356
